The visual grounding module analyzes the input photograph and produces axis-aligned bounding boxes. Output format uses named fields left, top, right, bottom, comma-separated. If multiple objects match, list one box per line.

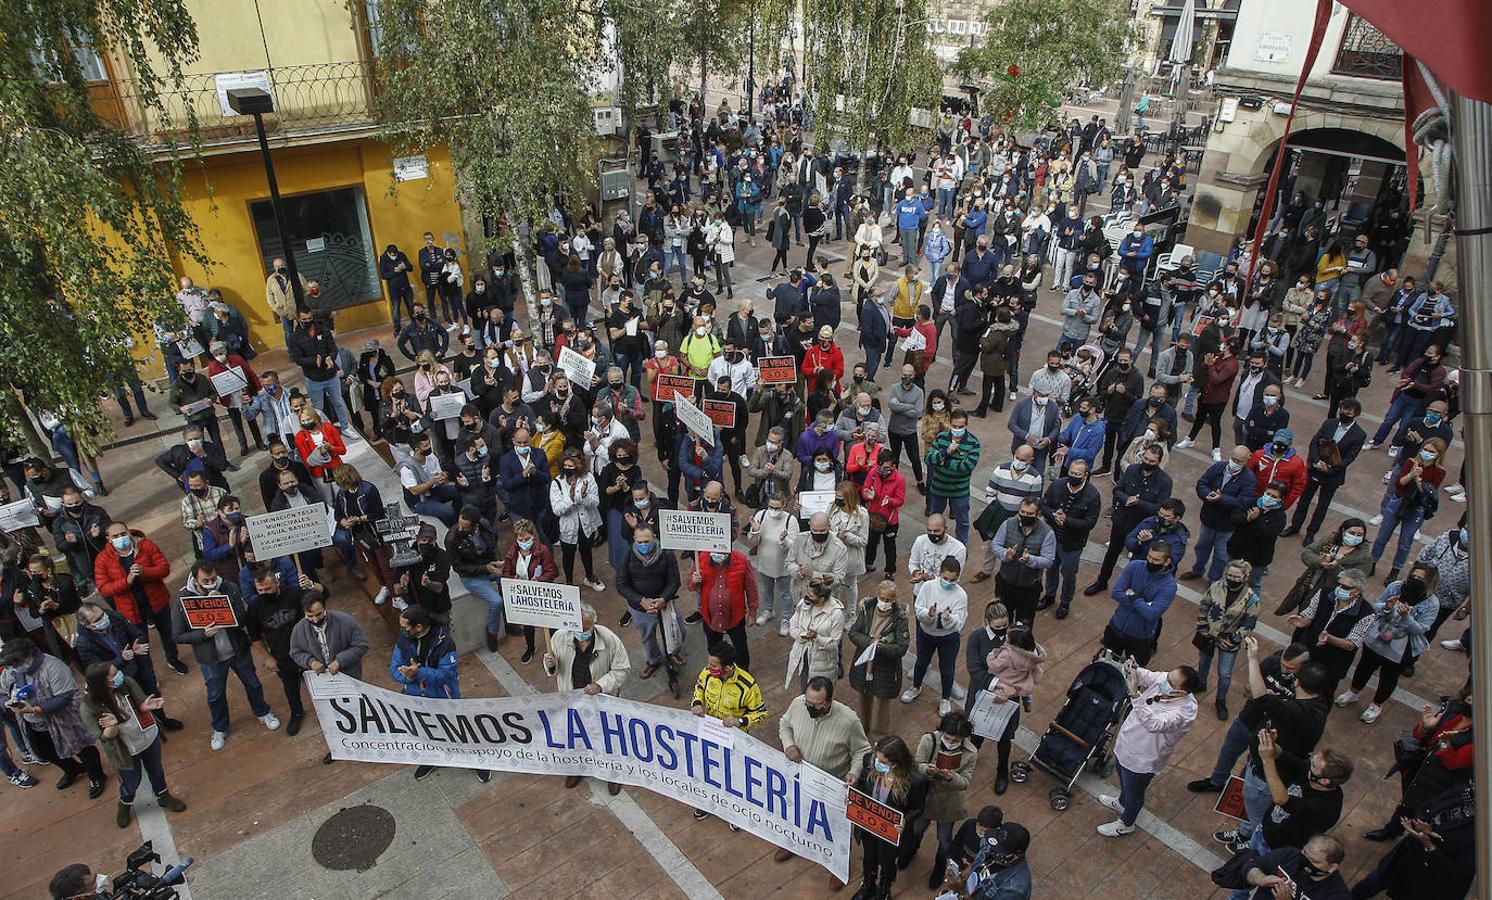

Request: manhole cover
left=312, top=804, right=397, bottom=871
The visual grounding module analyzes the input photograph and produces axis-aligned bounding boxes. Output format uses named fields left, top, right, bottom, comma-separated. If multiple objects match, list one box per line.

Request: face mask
left=815, top=461, right=832, bottom=472
left=1338, top=414, right=1355, bottom=426
left=1011, top=459, right=1028, bottom=472
left=1458, top=527, right=1468, bottom=545
left=939, top=577, right=956, bottom=590
left=695, top=327, right=707, bottom=337
left=1018, top=515, right=1037, bottom=528
left=1334, top=586, right=1355, bottom=602
left=283, top=485, right=300, bottom=497
left=111, top=535, right=132, bottom=552
left=1272, top=443, right=1290, bottom=456
left=186, top=439, right=204, bottom=451
left=1342, top=532, right=1364, bottom=547
left=1225, top=460, right=1243, bottom=474
left=191, top=486, right=208, bottom=497
left=1299, top=860, right=1327, bottom=880
left=873, top=759, right=891, bottom=775
left=1424, top=412, right=1442, bottom=425
left=1033, top=396, right=1048, bottom=407
left=811, top=531, right=829, bottom=544
left=1262, top=395, right=1278, bottom=407
left=1259, top=495, right=1280, bottom=508
left=1420, top=450, right=1438, bottom=462
left=1248, top=366, right=1263, bottom=376
left=707, top=666, right=726, bottom=679
left=111, top=671, right=126, bottom=689
left=517, top=539, right=534, bottom=552
left=213, top=353, right=228, bottom=363
left=1146, top=561, right=1167, bottom=573
left=876, top=600, right=893, bottom=612
left=1140, top=461, right=1158, bottom=473
left=709, top=551, right=728, bottom=564
left=950, top=427, right=966, bottom=437
left=517, top=446, right=531, bottom=456
left=573, top=630, right=593, bottom=643
left=1157, top=518, right=1176, bottom=531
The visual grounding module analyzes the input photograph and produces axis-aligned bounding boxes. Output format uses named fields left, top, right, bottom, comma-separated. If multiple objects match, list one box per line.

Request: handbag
left=1191, top=630, right=1216, bottom=653
left=869, top=512, right=890, bottom=533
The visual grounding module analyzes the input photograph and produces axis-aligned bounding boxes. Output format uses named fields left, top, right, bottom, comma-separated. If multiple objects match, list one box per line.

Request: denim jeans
left=1207, top=716, right=1254, bottom=786
left=331, top=528, right=360, bottom=569
left=633, top=603, right=685, bottom=666
left=937, top=188, right=955, bottom=218
left=1170, top=301, right=1189, bottom=341
left=1182, top=384, right=1199, bottom=416
left=412, top=482, right=461, bottom=526
left=1238, top=764, right=1272, bottom=838
left=928, top=493, right=971, bottom=544
left=1044, top=545, right=1084, bottom=606
left=304, top=375, right=352, bottom=430
left=927, top=257, right=944, bottom=287
left=761, top=573, right=794, bottom=622
left=1188, top=523, right=1233, bottom=582
left=911, top=627, right=961, bottom=698
left=1371, top=393, right=1422, bottom=445
left=1372, top=494, right=1425, bottom=571
left=613, top=352, right=640, bottom=388
left=117, top=737, right=168, bottom=803
left=462, top=574, right=505, bottom=635
left=201, top=653, right=271, bottom=734
left=1196, top=645, right=1239, bottom=701
left=1116, top=761, right=1155, bottom=827
left=606, top=509, right=629, bottom=574
left=899, top=227, right=920, bottom=264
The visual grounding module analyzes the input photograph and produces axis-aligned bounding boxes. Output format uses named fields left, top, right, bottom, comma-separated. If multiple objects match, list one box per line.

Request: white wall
left=1223, top=0, right=1356, bottom=82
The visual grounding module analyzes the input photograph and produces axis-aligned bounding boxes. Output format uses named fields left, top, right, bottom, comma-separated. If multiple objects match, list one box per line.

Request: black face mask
left=1018, top=515, right=1037, bottom=528
left=811, top=532, right=828, bottom=544
left=1140, top=462, right=1158, bottom=473
left=1146, top=561, right=1167, bottom=573
left=1338, top=414, right=1355, bottom=425
left=271, top=456, right=289, bottom=468
left=805, top=704, right=829, bottom=719
left=1299, top=860, right=1327, bottom=880
left=928, top=533, right=945, bottom=544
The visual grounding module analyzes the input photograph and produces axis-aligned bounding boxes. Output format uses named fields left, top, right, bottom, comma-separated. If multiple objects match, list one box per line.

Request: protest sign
left=176, top=338, right=205, bottom=359
left=658, top=509, right=733, bottom=553
left=797, top=491, right=835, bottom=519
left=701, top=399, right=737, bottom=429
left=499, top=578, right=584, bottom=631
left=179, top=594, right=239, bottom=629
left=306, top=675, right=852, bottom=880
left=557, top=346, right=597, bottom=389
left=0, top=500, right=40, bottom=533
left=179, top=397, right=215, bottom=416
left=654, top=374, right=695, bottom=404
left=209, top=367, right=248, bottom=397
left=1214, top=775, right=1248, bottom=821
left=673, top=395, right=715, bottom=445
left=429, top=392, right=467, bottom=420
left=245, top=502, right=333, bottom=558
left=757, top=356, right=797, bottom=384
left=846, top=786, right=904, bottom=844
left=967, top=689, right=1021, bottom=741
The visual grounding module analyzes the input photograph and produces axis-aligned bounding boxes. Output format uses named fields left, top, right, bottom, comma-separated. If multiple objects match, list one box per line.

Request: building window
left=1331, top=13, right=1401, bottom=80
left=947, top=19, right=968, bottom=35
left=250, top=186, right=381, bottom=312
left=971, top=22, right=988, bottom=37
left=30, top=32, right=107, bottom=83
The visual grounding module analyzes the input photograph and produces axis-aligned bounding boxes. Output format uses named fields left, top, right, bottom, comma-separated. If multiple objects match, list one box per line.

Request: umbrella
left=1170, top=0, right=1197, bottom=67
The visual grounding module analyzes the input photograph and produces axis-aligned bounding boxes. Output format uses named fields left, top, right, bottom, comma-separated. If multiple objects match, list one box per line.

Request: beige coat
left=548, top=625, right=631, bottom=695
left=786, top=597, right=845, bottom=688
left=914, top=732, right=979, bottom=823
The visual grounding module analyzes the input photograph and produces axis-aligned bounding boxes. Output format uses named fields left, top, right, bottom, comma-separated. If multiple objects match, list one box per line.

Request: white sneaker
left=260, top=713, right=281, bottom=731
left=210, top=731, right=227, bottom=751
left=1361, top=704, right=1383, bottom=724
left=950, top=682, right=967, bottom=701
left=900, top=685, right=922, bottom=704
left=778, top=620, right=790, bottom=637
left=938, top=699, right=952, bottom=716
left=1413, top=531, right=1423, bottom=541
left=585, top=579, right=606, bottom=592
left=392, top=596, right=409, bottom=611
left=1446, top=484, right=1466, bottom=497
left=1098, top=794, right=1122, bottom=813
left=1370, top=515, right=1383, bottom=526
left=1334, top=690, right=1358, bottom=707
left=1097, top=820, right=1135, bottom=837
left=755, top=611, right=770, bottom=626
left=1381, top=472, right=1392, bottom=484
left=1008, top=391, right=1018, bottom=401
left=373, top=587, right=389, bottom=606
left=1175, top=438, right=1195, bottom=449
left=1211, top=449, right=1222, bottom=462
left=1441, top=639, right=1464, bottom=651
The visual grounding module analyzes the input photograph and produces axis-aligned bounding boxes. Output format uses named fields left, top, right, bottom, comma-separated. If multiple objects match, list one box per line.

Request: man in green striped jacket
left=925, top=408, right=981, bottom=543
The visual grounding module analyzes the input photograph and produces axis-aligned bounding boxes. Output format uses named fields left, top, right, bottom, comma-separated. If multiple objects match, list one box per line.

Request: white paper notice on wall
left=305, top=238, right=326, bottom=253
left=1255, top=31, right=1292, bottom=63
left=215, top=71, right=274, bottom=117
left=394, top=155, right=430, bottom=182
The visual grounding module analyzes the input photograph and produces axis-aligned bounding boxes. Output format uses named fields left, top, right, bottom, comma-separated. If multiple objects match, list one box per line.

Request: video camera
left=109, top=843, right=193, bottom=899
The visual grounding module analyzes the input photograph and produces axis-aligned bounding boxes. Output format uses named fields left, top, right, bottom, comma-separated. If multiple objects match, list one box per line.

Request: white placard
left=673, top=394, right=715, bottom=445
left=557, top=346, right=597, bottom=389
left=176, top=338, right=205, bottom=359
left=0, top=499, right=40, bottom=533
left=214, top=70, right=274, bottom=117
left=499, top=577, right=583, bottom=631
left=393, top=154, right=429, bottom=182
left=245, top=502, right=333, bottom=559
left=429, top=391, right=467, bottom=420
left=852, top=641, right=877, bottom=669
left=210, top=366, right=248, bottom=397
left=659, top=599, right=684, bottom=653
left=698, top=715, right=737, bottom=748
left=658, top=509, right=733, bottom=553
left=1255, top=31, right=1291, bottom=63
left=305, top=237, right=326, bottom=253
left=455, top=378, right=474, bottom=398
left=967, top=688, right=1021, bottom=740
left=798, top=491, right=836, bottom=519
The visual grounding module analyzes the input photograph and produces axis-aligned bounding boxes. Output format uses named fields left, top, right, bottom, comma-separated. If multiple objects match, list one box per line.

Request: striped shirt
left=985, top=463, right=1044, bottom=510
left=1298, top=594, right=1375, bottom=647
left=1027, top=366, right=1073, bottom=403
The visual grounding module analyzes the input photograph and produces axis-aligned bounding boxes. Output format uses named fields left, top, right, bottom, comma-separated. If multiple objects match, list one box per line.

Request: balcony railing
left=1330, top=13, right=1402, bottom=81
left=108, top=60, right=381, bottom=149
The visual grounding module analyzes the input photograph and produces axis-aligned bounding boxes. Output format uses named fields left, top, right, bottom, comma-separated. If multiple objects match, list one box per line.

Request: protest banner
left=245, top=502, right=333, bottom=559
left=654, top=374, right=695, bottom=404
left=305, top=675, right=851, bottom=880
left=557, top=346, right=597, bottom=389
left=179, top=594, right=239, bottom=629
left=429, top=392, right=467, bottom=421
left=1214, top=775, right=1248, bottom=821
left=757, top=356, right=797, bottom=385
left=1192, top=315, right=1215, bottom=337
left=0, top=499, right=39, bottom=533
left=499, top=578, right=584, bottom=631
left=209, top=367, right=248, bottom=397
left=797, top=491, right=835, bottom=519
left=673, top=395, right=715, bottom=445
left=701, top=399, right=737, bottom=429
left=658, top=509, right=733, bottom=553
left=846, top=786, right=904, bottom=844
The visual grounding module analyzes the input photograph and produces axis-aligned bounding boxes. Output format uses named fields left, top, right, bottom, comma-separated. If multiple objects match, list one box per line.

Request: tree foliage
left=802, top=0, right=942, bottom=149
left=0, top=0, right=204, bottom=448
left=954, top=0, right=1136, bottom=131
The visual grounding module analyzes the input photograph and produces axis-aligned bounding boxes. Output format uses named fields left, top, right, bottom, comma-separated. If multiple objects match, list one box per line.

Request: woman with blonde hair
left=1114, top=416, right=1171, bottom=479
left=412, top=349, right=451, bottom=406
left=847, top=580, right=910, bottom=735
left=851, top=735, right=928, bottom=899
left=332, top=464, right=398, bottom=605
left=786, top=574, right=845, bottom=690
left=1193, top=559, right=1259, bottom=720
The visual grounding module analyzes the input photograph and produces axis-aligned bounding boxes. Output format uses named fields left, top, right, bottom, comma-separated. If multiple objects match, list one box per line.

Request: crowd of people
left=5, top=82, right=1477, bottom=900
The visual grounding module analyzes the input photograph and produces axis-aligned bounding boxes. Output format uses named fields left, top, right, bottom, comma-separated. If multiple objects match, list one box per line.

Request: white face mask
left=695, top=327, right=707, bottom=337
left=1143, top=429, right=1156, bottom=442
left=876, top=600, right=893, bottom=612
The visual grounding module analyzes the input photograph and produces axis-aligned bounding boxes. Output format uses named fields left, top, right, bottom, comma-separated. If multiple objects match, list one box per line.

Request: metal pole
left=251, top=111, right=307, bottom=313
left=1448, top=90, right=1492, bottom=900
left=747, top=12, right=756, bottom=115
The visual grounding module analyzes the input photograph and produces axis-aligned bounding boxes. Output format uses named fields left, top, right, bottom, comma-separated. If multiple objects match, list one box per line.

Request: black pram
left=1009, top=649, right=1132, bottom=810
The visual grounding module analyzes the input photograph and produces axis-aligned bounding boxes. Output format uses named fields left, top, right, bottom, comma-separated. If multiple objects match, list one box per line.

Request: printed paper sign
left=176, top=338, right=205, bottom=359
left=179, top=397, right=215, bottom=416
left=557, top=346, right=597, bottom=390
left=0, top=499, right=40, bottom=533
left=659, top=509, right=733, bottom=553
left=1214, top=775, right=1248, bottom=821
left=210, top=366, right=248, bottom=397
left=967, top=689, right=1020, bottom=741
left=499, top=578, right=584, bottom=631
left=429, top=392, right=467, bottom=421
left=757, top=355, right=797, bottom=384
left=702, top=399, right=737, bottom=429
left=375, top=513, right=421, bottom=545
left=698, top=715, right=736, bottom=748
left=179, top=594, right=239, bottom=629
left=654, top=373, right=695, bottom=404
left=673, top=395, right=715, bottom=445
left=798, top=491, right=836, bottom=519
left=847, top=786, right=905, bottom=844
left=245, top=502, right=333, bottom=559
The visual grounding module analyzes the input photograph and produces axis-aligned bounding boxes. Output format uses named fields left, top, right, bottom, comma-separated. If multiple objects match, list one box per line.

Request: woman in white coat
left=706, top=211, right=736, bottom=299
left=787, top=574, right=846, bottom=690
left=549, top=448, right=605, bottom=590
left=829, top=481, right=870, bottom=609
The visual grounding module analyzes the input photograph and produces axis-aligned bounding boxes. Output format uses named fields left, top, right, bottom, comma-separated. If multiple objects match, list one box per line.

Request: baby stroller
left=1009, top=649, right=1132, bottom=810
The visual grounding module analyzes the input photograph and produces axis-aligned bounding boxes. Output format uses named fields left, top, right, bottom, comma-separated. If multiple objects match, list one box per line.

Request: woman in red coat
left=92, top=524, right=185, bottom=673
left=293, top=409, right=346, bottom=495
left=692, top=547, right=759, bottom=672
left=499, top=518, right=558, bottom=664
left=860, top=447, right=907, bottom=579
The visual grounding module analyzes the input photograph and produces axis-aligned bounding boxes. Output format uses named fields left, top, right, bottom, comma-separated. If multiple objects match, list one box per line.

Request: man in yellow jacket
left=689, top=641, right=768, bottom=826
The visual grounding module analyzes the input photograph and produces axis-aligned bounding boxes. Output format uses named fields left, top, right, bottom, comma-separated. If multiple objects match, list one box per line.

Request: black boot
left=850, top=878, right=877, bottom=900
left=875, top=876, right=895, bottom=900
left=928, top=851, right=948, bottom=889
left=995, top=741, right=1011, bottom=794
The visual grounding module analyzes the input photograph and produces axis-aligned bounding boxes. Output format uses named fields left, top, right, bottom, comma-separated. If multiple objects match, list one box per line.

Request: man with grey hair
left=545, top=603, right=630, bottom=795
left=789, top=512, right=849, bottom=602
left=835, top=391, right=883, bottom=456
left=154, top=424, right=233, bottom=491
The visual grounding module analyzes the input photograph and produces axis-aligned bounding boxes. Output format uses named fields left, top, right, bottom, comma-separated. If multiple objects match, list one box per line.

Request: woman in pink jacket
left=859, top=447, right=907, bottom=580
left=984, top=625, right=1046, bottom=794
left=1096, top=662, right=1202, bottom=838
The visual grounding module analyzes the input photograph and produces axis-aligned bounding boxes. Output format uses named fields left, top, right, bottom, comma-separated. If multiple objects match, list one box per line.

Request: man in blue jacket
left=677, top=429, right=724, bottom=501
left=499, top=424, right=551, bottom=523
left=1123, top=498, right=1190, bottom=566
left=1085, top=444, right=1172, bottom=595
left=1055, top=398, right=1106, bottom=476
left=393, top=606, right=487, bottom=782
left=1182, top=445, right=1257, bottom=583
left=858, top=289, right=891, bottom=375
left=895, top=188, right=928, bottom=266
left=1116, top=224, right=1153, bottom=278
left=1102, top=544, right=1177, bottom=665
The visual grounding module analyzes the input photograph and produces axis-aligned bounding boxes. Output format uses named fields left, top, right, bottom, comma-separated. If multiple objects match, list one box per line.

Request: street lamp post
left=227, top=87, right=308, bottom=313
